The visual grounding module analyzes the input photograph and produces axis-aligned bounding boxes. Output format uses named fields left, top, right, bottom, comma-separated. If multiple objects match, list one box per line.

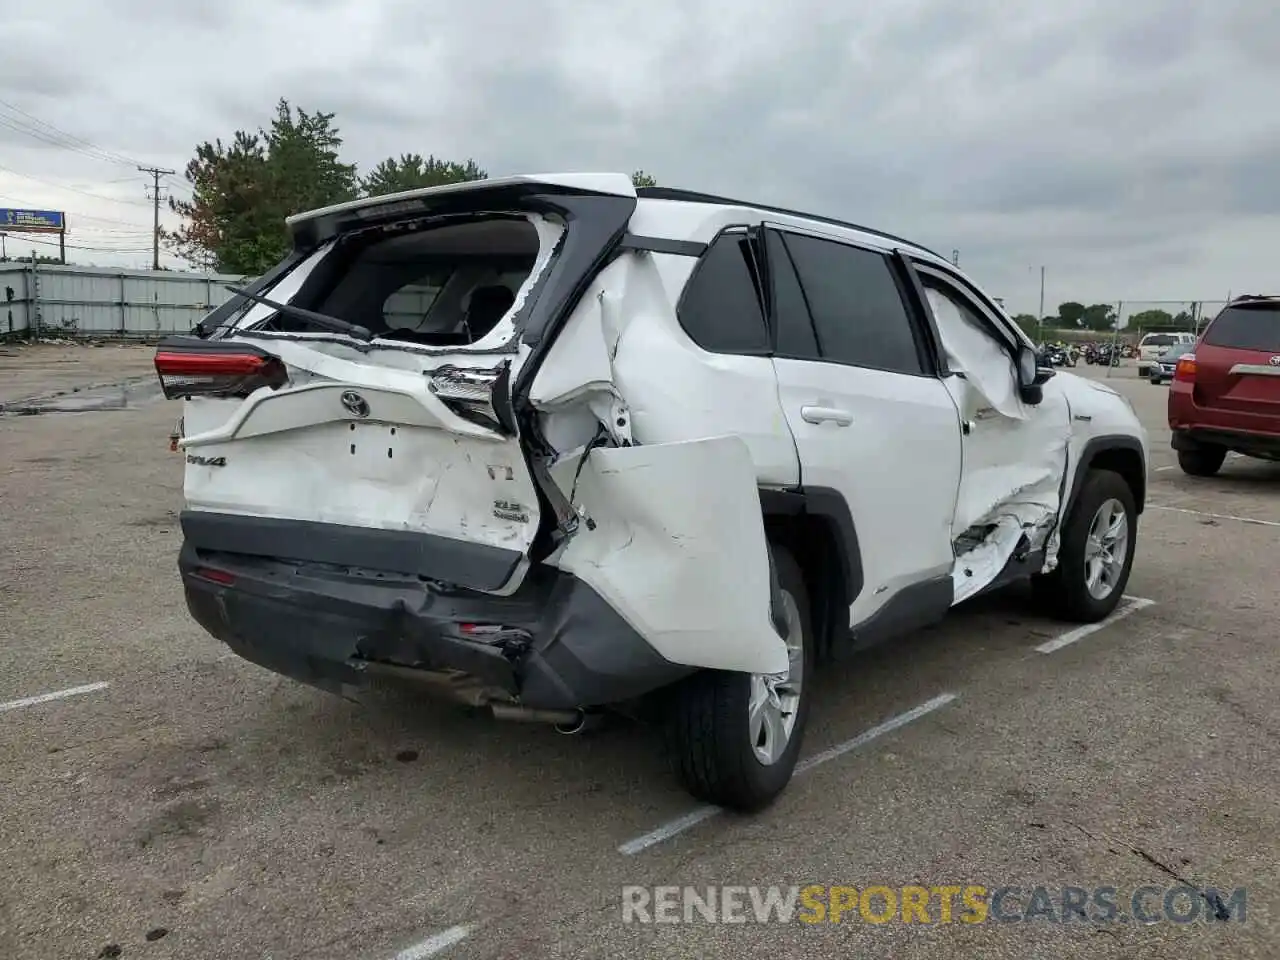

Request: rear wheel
left=667, top=545, right=813, bottom=812
left=1178, top=446, right=1226, bottom=477
left=1032, top=469, right=1136, bottom=623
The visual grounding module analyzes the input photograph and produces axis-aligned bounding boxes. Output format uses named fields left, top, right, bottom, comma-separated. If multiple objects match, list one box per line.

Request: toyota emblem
left=340, top=390, right=370, bottom=417
left=1270, top=355, right=1280, bottom=367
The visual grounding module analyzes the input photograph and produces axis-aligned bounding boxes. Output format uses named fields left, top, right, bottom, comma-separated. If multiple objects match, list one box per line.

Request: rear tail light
left=428, top=363, right=515, bottom=434
left=1173, top=354, right=1197, bottom=382
left=154, top=338, right=288, bottom=399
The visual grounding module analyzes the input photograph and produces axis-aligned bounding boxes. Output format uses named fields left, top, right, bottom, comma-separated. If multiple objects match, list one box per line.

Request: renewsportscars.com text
left=621, top=884, right=1246, bottom=925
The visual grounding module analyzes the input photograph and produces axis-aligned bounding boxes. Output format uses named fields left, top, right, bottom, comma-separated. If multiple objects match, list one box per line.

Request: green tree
left=631, top=170, right=658, bottom=188
left=361, top=154, right=487, bottom=197
left=1128, top=309, right=1174, bottom=330
left=166, top=99, right=358, bottom=274
left=1081, top=303, right=1117, bottom=331
left=1171, top=309, right=1193, bottom=329
left=1011, top=313, right=1040, bottom=338
left=1057, top=302, right=1086, bottom=327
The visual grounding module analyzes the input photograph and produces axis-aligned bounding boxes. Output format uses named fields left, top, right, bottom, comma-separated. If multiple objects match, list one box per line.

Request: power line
left=139, top=165, right=176, bottom=270
left=0, top=192, right=152, bottom=229
left=0, top=161, right=152, bottom=208
left=0, top=98, right=145, bottom=168
left=7, top=233, right=156, bottom=254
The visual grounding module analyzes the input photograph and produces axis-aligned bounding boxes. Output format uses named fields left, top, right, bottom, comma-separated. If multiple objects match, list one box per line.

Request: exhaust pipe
left=489, top=703, right=583, bottom=726
left=488, top=703, right=601, bottom=735
left=554, top=712, right=590, bottom=735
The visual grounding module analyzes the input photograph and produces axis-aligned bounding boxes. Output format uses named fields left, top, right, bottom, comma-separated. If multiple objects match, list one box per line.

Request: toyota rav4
left=155, top=173, right=1148, bottom=811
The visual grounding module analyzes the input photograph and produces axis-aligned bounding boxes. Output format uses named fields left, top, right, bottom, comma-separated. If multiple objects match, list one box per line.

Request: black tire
left=666, top=545, right=814, bottom=812
left=1032, top=469, right=1137, bottom=623
left=1178, top=446, right=1226, bottom=477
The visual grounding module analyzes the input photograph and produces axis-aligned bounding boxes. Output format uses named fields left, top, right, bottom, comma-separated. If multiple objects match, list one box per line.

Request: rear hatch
left=1191, top=299, right=1280, bottom=425
left=158, top=175, right=637, bottom=594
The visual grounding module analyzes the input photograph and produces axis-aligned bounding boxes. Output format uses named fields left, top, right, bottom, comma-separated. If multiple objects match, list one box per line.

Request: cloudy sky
left=1, top=0, right=1275, bottom=317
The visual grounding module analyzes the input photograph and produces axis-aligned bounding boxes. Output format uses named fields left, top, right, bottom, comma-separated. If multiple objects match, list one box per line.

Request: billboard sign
left=0, top=209, right=65, bottom=233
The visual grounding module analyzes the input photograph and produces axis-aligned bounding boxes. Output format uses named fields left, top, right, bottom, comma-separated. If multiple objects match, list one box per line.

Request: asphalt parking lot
left=2, top=345, right=1278, bottom=960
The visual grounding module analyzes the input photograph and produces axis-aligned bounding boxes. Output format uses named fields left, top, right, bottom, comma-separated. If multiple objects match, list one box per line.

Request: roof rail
left=635, top=186, right=948, bottom=262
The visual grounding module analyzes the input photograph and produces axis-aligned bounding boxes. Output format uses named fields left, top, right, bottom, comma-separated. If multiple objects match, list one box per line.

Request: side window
left=917, top=269, right=1018, bottom=354
left=765, top=230, right=819, bottom=360
left=781, top=232, right=924, bottom=375
left=677, top=233, right=770, bottom=355
left=924, top=283, right=995, bottom=348
left=921, top=279, right=1022, bottom=412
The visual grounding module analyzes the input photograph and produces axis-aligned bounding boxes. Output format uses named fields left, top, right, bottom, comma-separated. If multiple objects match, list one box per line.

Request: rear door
left=762, top=225, right=963, bottom=627
left=1193, top=300, right=1280, bottom=427
left=165, top=177, right=637, bottom=594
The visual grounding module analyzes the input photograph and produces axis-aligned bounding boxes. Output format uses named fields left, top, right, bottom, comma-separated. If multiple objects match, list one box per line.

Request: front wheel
left=667, top=545, right=814, bottom=812
left=1032, top=469, right=1137, bottom=623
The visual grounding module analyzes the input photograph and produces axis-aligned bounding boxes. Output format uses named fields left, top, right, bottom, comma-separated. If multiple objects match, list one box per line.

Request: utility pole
left=1035, top=265, right=1046, bottom=342
left=139, top=165, right=175, bottom=270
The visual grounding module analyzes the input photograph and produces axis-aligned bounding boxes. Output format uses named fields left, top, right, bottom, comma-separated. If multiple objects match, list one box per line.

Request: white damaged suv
left=155, top=173, right=1148, bottom=810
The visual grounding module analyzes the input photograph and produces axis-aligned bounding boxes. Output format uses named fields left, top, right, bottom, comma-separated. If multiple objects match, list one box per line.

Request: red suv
left=1168, top=295, right=1280, bottom=476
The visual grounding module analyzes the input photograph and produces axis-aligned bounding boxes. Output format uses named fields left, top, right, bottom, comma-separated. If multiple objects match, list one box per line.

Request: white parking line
left=618, top=692, right=959, bottom=855
left=0, top=681, right=110, bottom=714
left=392, top=925, right=472, bottom=959
left=1149, top=504, right=1280, bottom=528
left=1034, top=596, right=1156, bottom=655
left=617, top=806, right=721, bottom=855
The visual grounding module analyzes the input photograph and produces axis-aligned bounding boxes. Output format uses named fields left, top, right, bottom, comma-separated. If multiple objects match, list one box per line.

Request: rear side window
left=678, top=233, right=770, bottom=355
left=780, top=232, right=924, bottom=375
left=1203, top=305, right=1280, bottom=352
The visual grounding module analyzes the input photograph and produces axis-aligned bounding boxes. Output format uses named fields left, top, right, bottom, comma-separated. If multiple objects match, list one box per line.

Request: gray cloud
left=0, top=0, right=1276, bottom=304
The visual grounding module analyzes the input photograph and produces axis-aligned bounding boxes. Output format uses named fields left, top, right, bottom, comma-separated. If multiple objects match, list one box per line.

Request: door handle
left=801, top=405, right=853, bottom=426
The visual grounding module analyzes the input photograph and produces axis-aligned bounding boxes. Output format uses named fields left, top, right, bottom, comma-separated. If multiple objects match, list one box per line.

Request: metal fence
left=0, top=262, right=250, bottom=339
left=1115, top=300, right=1229, bottom=339
left=1033, top=299, right=1231, bottom=345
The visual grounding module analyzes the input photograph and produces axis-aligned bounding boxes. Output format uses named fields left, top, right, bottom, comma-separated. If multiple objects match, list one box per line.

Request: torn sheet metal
left=927, top=289, right=1072, bottom=602
left=547, top=435, right=789, bottom=676
left=945, top=382, right=1071, bottom=602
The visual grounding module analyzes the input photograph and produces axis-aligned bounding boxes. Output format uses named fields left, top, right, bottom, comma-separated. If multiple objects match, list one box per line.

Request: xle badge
left=493, top=500, right=530, bottom=523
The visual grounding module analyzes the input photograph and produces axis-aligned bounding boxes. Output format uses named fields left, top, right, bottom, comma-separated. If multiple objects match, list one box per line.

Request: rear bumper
left=1170, top=427, right=1280, bottom=458
left=180, top=537, right=692, bottom=711
left=1169, top=385, right=1280, bottom=455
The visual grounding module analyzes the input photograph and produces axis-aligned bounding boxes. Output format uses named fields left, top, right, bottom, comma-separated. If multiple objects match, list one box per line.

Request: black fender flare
left=1064, top=435, right=1147, bottom=520
left=757, top=486, right=864, bottom=605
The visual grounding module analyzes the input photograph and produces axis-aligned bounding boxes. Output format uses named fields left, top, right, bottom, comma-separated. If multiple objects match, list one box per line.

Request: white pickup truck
left=1138, top=332, right=1196, bottom=376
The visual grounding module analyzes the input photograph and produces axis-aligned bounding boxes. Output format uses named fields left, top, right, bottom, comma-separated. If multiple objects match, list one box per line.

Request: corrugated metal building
left=0, top=262, right=251, bottom=338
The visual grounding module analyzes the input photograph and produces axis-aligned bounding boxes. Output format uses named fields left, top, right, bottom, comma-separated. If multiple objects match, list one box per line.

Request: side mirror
left=1017, top=344, right=1054, bottom=405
